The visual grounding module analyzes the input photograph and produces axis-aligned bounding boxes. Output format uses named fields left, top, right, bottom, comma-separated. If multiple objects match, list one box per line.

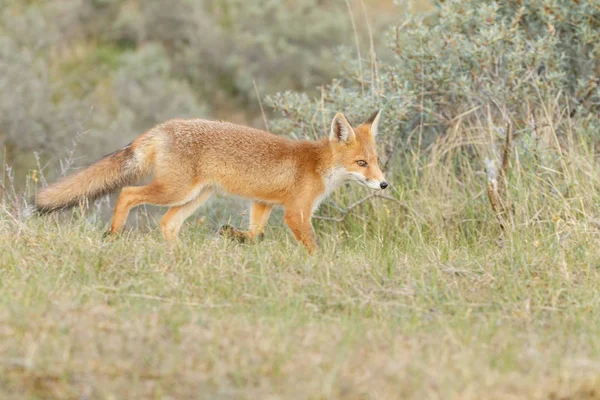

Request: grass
left=2, top=0, right=598, bottom=397
left=2, top=152, right=600, bottom=399
left=2, top=96, right=600, bottom=398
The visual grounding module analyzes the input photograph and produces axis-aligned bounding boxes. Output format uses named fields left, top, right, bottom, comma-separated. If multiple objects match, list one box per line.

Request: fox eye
left=356, top=160, right=368, bottom=167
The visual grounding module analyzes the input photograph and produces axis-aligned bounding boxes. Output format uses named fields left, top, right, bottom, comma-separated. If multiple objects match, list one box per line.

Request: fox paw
left=218, top=225, right=248, bottom=243
left=102, top=231, right=118, bottom=241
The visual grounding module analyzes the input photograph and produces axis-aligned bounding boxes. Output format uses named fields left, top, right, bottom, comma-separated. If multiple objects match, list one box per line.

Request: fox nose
left=380, top=181, right=388, bottom=189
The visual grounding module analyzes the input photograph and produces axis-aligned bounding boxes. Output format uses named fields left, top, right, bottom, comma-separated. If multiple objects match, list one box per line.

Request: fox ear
left=364, top=109, right=382, bottom=137
left=330, top=113, right=355, bottom=143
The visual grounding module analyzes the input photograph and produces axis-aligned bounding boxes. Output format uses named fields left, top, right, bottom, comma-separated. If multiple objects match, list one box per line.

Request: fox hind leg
left=106, top=181, right=196, bottom=236
left=160, top=188, right=214, bottom=243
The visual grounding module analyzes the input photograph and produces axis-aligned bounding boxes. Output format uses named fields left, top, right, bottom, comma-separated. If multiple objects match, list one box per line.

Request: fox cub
left=35, top=111, right=388, bottom=252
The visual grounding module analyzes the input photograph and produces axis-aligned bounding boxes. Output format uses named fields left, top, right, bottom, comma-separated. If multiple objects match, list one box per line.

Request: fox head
left=329, top=110, right=388, bottom=190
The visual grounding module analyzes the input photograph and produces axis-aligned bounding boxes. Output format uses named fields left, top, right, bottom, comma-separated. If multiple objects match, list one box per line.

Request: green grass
left=1, top=188, right=600, bottom=399
left=3, top=106, right=600, bottom=398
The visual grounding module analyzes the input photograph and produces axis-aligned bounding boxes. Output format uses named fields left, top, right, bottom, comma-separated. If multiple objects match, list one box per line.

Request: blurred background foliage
left=267, top=0, right=600, bottom=229
left=1, top=0, right=598, bottom=228
left=0, top=0, right=422, bottom=182
left=269, top=0, right=599, bottom=152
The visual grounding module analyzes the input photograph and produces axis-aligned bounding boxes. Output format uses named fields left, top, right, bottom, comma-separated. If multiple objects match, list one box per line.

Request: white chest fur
left=312, top=167, right=349, bottom=214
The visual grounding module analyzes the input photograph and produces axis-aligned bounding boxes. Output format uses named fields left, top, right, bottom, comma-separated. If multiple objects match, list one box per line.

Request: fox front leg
left=283, top=208, right=317, bottom=253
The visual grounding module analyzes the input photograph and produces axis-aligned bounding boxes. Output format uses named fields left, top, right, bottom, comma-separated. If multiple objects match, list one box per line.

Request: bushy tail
left=35, top=143, right=148, bottom=214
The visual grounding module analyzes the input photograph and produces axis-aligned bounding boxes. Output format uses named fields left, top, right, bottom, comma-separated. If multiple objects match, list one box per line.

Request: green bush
left=270, top=0, right=599, bottom=145
left=268, top=0, right=600, bottom=237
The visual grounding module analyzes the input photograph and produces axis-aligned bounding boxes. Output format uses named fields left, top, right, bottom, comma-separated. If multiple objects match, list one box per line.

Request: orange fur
left=35, top=111, right=388, bottom=252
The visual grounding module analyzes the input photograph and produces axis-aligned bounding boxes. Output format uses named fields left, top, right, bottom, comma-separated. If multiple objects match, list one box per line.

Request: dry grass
left=1, top=213, right=600, bottom=399
left=2, top=110, right=600, bottom=399
left=2, top=1, right=598, bottom=398
left=1, top=79, right=599, bottom=397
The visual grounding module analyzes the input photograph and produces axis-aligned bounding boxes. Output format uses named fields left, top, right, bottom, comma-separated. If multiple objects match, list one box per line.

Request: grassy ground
left=2, top=162, right=600, bottom=399
left=2, top=101, right=600, bottom=399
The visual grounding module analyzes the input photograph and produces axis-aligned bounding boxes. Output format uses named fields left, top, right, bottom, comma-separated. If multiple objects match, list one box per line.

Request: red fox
left=34, top=111, right=388, bottom=252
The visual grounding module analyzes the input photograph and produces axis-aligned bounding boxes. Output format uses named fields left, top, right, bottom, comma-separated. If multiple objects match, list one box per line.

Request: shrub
left=267, top=0, right=600, bottom=235
left=270, top=0, right=599, bottom=143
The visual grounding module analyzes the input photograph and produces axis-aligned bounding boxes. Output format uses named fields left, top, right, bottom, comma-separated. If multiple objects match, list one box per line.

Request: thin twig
left=253, top=79, right=270, bottom=132
left=345, top=0, right=364, bottom=96
left=33, top=151, right=48, bottom=187
left=1, top=145, right=6, bottom=197
left=316, top=193, right=377, bottom=222
left=415, top=44, right=425, bottom=160
left=375, top=193, right=406, bottom=206
left=501, top=121, right=512, bottom=176
left=314, top=192, right=405, bottom=222
left=319, top=86, right=327, bottom=140
left=498, top=120, right=512, bottom=199
left=359, top=0, right=379, bottom=94
left=1, top=207, right=28, bottom=233
left=315, top=193, right=376, bottom=222
left=484, top=158, right=505, bottom=230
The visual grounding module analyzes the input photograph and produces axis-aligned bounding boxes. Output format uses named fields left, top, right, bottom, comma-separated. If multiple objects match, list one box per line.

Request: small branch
left=484, top=158, right=506, bottom=230
left=375, top=193, right=406, bottom=207
left=345, top=0, right=364, bottom=96
left=314, top=192, right=405, bottom=223
left=501, top=122, right=512, bottom=174
left=359, top=0, right=379, bottom=94
left=1, top=206, right=29, bottom=233
left=253, top=80, right=270, bottom=132
left=498, top=121, right=512, bottom=199
left=315, top=193, right=376, bottom=222
left=485, top=159, right=513, bottom=231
